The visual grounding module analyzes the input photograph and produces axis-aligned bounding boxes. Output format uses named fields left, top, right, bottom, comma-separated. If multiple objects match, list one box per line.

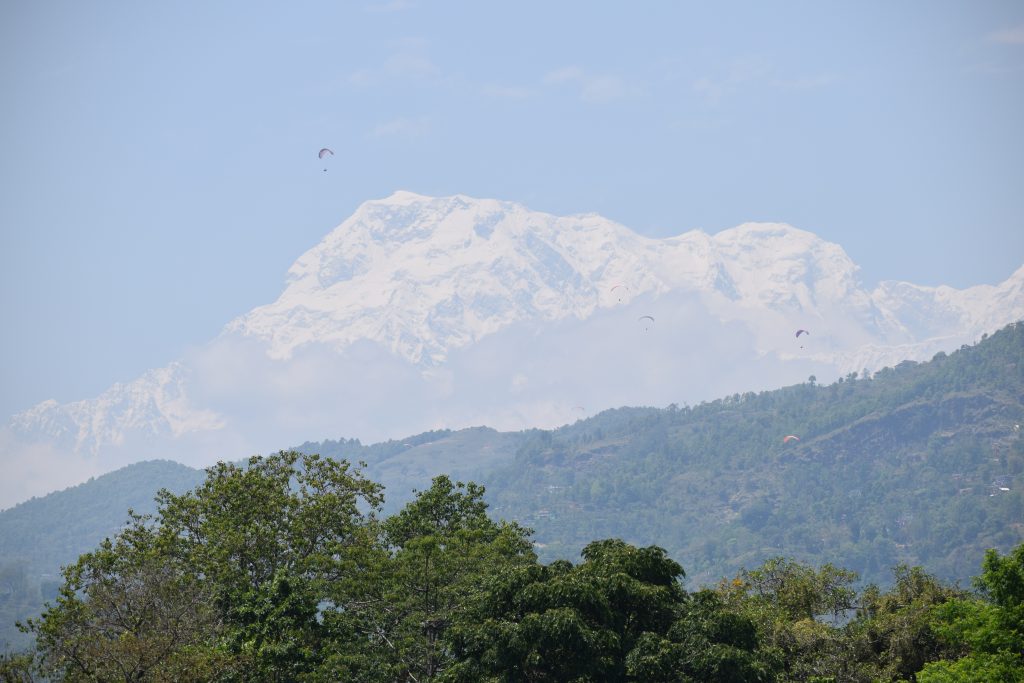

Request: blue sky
left=1, top=1, right=1023, bottom=418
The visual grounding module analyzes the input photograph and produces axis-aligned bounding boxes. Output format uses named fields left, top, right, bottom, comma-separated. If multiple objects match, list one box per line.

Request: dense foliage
left=2, top=451, right=1022, bottom=682
left=0, top=462, right=204, bottom=652
left=3, top=321, right=1023, bottom=663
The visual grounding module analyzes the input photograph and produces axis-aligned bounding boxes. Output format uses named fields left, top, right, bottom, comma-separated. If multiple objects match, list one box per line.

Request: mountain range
left=4, top=191, right=1024, bottom=509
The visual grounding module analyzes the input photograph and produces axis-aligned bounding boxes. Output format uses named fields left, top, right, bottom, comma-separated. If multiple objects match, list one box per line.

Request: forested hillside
left=3, top=322, right=1022, bottom=656
left=4, top=452, right=1023, bottom=681
left=484, top=323, right=1024, bottom=586
left=0, top=461, right=205, bottom=650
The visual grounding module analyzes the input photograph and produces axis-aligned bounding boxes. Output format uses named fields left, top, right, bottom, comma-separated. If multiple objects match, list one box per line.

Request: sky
left=1, top=0, right=1023, bottom=420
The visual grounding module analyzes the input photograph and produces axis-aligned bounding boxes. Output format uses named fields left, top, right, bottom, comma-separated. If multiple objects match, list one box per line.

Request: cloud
left=989, top=24, right=1024, bottom=44
left=370, top=117, right=430, bottom=138
left=769, top=74, right=837, bottom=90
left=543, top=66, right=585, bottom=85
left=364, top=0, right=416, bottom=12
left=581, top=75, right=629, bottom=103
left=694, top=57, right=835, bottom=103
left=693, top=56, right=772, bottom=104
left=543, top=65, right=635, bottom=103
left=1, top=290, right=843, bottom=510
left=349, top=50, right=441, bottom=86
left=481, top=85, right=536, bottom=99
left=0, top=429, right=110, bottom=510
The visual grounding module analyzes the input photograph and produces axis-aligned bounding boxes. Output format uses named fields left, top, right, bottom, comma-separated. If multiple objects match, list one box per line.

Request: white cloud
left=543, top=65, right=634, bottom=102
left=693, top=56, right=772, bottom=104
left=350, top=50, right=440, bottom=86
left=481, top=84, right=536, bottom=99
left=581, top=75, right=629, bottom=103
left=0, top=430, right=104, bottom=510
left=365, top=0, right=416, bottom=12
left=543, top=65, right=585, bottom=84
left=694, top=57, right=834, bottom=102
left=770, top=74, right=837, bottom=90
left=370, top=117, right=430, bottom=138
left=989, top=24, right=1024, bottom=44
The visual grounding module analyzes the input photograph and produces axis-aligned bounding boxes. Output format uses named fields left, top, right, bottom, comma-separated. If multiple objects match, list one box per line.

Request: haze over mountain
left=3, top=321, right=1022, bottom=653
left=4, top=192, right=1023, bottom=509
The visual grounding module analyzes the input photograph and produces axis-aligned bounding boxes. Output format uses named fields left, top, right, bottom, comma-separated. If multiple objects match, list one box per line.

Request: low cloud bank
left=2, top=291, right=837, bottom=509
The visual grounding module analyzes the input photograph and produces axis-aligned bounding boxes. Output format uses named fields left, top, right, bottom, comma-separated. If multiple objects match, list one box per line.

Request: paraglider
left=783, top=435, right=800, bottom=444
left=795, top=329, right=809, bottom=349
left=638, top=315, right=654, bottom=331
left=611, top=283, right=629, bottom=303
left=318, top=147, right=334, bottom=171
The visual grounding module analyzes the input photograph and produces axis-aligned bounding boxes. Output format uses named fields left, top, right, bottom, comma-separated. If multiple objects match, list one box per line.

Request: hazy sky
left=1, top=1, right=1023, bottom=419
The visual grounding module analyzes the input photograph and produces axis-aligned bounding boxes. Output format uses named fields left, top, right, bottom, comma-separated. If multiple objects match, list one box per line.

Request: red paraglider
left=783, top=435, right=800, bottom=444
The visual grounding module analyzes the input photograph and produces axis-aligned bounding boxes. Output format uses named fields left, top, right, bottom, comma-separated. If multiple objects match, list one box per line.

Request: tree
left=443, top=539, right=689, bottom=682
left=918, top=544, right=1024, bottom=682
left=27, top=451, right=385, bottom=683
left=717, top=557, right=859, bottom=682
left=627, top=590, right=773, bottom=683
left=27, top=514, right=221, bottom=682
left=368, top=476, right=534, bottom=682
left=850, top=564, right=965, bottom=681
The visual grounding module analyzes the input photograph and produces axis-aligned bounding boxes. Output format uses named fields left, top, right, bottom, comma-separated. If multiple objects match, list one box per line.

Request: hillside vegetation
left=2, top=322, right=1022, bottom=656
left=485, top=323, right=1024, bottom=585
left=4, top=452, right=1023, bottom=681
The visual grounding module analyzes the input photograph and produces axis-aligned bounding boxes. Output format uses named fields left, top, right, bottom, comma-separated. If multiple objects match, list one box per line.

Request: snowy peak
left=10, top=364, right=223, bottom=455
left=230, top=193, right=877, bottom=364
left=7, top=192, right=1023, bottom=486
left=231, top=192, right=653, bottom=363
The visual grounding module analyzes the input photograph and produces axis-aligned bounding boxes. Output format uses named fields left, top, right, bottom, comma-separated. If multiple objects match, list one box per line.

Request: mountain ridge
left=4, top=191, right=1023, bottom=508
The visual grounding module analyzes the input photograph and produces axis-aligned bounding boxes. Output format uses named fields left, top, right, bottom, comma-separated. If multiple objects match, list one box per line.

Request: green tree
left=918, top=544, right=1024, bottom=682
left=27, top=514, right=221, bottom=682
left=371, top=476, right=534, bottom=681
left=626, top=590, right=773, bottom=682
left=27, top=451, right=385, bottom=683
left=443, top=539, right=689, bottom=682
left=850, top=564, right=965, bottom=681
left=717, top=557, right=859, bottom=682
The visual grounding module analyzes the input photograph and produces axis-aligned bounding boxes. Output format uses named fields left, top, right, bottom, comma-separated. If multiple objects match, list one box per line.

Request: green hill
left=482, top=323, right=1024, bottom=586
left=3, top=321, right=1023, bottom=653
left=0, top=460, right=205, bottom=650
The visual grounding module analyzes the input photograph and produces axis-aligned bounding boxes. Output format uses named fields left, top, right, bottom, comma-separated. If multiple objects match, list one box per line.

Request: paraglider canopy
left=795, top=329, right=810, bottom=338
left=783, top=435, right=800, bottom=444
left=318, top=148, right=334, bottom=172
left=611, top=283, right=629, bottom=302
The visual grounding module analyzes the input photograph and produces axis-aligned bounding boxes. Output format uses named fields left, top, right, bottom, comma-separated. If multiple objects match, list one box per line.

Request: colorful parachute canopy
left=783, top=435, right=800, bottom=443
left=318, top=148, right=334, bottom=159
left=795, top=329, right=810, bottom=337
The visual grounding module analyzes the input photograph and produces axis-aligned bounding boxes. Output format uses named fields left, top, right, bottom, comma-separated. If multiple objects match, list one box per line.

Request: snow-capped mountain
left=8, top=363, right=223, bottom=455
left=4, top=191, right=1023, bottom=506
left=227, top=191, right=1021, bottom=368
